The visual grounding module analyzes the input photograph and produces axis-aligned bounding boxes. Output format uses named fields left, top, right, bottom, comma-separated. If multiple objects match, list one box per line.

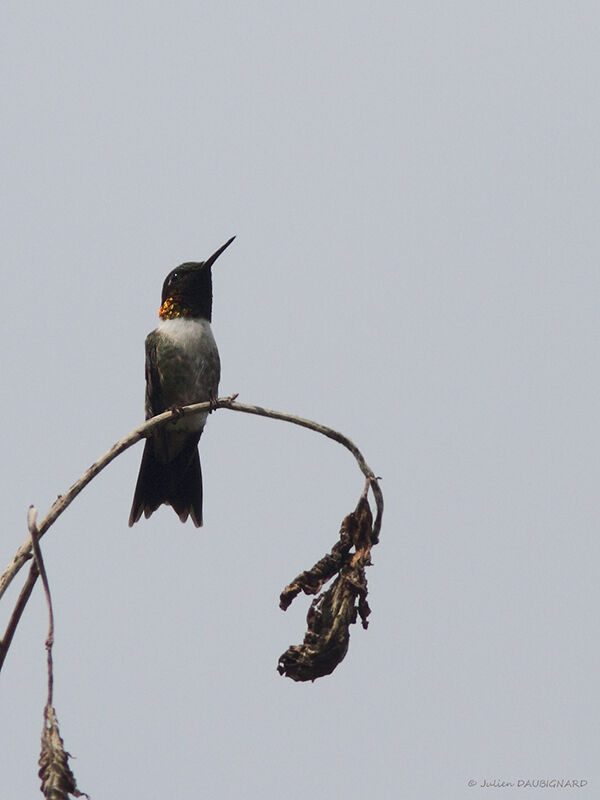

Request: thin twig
left=28, top=507, right=54, bottom=706
left=0, top=560, right=39, bottom=672
left=28, top=509, right=89, bottom=798
left=218, top=400, right=384, bottom=543
left=0, top=405, right=188, bottom=603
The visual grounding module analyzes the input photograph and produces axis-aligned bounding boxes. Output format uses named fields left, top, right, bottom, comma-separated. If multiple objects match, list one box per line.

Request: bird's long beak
left=204, top=236, right=235, bottom=269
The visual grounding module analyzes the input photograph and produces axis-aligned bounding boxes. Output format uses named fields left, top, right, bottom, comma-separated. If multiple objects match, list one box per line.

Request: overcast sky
left=2, top=3, right=599, bottom=798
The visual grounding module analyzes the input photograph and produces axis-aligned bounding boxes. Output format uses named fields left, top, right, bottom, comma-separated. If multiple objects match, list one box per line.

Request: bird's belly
left=156, top=318, right=220, bottom=430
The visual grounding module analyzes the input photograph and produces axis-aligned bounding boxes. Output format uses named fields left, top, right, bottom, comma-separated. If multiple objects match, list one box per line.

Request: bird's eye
left=170, top=271, right=179, bottom=283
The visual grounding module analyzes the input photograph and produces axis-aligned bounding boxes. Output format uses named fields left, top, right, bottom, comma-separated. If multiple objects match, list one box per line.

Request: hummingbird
left=129, top=236, right=235, bottom=528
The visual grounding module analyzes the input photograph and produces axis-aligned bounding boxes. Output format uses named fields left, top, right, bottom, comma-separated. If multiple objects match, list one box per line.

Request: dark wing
left=144, top=330, right=165, bottom=420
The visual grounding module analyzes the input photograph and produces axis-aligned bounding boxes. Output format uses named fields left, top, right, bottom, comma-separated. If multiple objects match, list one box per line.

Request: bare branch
left=1, top=405, right=183, bottom=603
left=1, top=397, right=382, bottom=596
left=0, top=396, right=383, bottom=675
left=0, top=561, right=39, bottom=672
left=215, top=399, right=384, bottom=543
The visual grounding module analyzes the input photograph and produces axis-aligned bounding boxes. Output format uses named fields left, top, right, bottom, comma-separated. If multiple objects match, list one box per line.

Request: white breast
left=158, top=317, right=216, bottom=349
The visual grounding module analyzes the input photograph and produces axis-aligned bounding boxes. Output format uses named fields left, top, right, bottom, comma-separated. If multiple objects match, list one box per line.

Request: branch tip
left=27, top=506, right=39, bottom=533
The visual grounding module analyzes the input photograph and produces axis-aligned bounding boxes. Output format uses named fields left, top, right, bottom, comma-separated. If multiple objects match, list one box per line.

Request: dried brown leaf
left=278, top=497, right=374, bottom=681
left=38, top=705, right=88, bottom=800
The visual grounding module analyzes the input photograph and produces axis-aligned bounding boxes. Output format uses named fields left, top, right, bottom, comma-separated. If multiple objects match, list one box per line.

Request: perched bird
left=129, top=237, right=235, bottom=527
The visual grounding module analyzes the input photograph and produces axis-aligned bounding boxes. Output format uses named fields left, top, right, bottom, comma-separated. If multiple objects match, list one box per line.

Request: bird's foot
left=170, top=406, right=185, bottom=420
left=211, top=392, right=239, bottom=412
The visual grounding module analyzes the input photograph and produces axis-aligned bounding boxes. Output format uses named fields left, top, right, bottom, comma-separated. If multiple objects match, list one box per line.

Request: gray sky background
left=1, top=3, right=599, bottom=798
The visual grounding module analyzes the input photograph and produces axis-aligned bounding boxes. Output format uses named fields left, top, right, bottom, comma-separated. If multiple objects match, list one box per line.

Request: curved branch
left=0, top=397, right=383, bottom=672
left=218, top=400, right=383, bottom=543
